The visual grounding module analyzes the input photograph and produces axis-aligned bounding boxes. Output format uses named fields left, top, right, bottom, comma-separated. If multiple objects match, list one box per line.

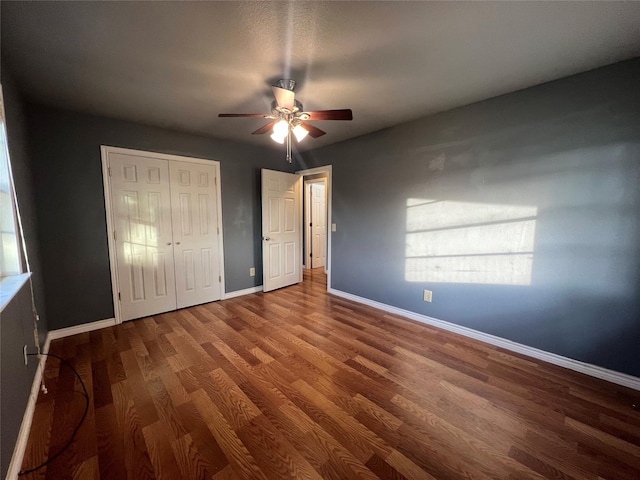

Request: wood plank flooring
left=20, top=269, right=640, bottom=479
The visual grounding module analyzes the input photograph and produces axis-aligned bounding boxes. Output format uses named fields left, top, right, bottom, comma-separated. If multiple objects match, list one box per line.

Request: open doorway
left=305, top=178, right=327, bottom=270
left=296, top=166, right=332, bottom=288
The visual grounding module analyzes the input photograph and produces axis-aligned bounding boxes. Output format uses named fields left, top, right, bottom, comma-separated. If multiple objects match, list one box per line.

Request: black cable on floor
left=18, top=353, right=89, bottom=476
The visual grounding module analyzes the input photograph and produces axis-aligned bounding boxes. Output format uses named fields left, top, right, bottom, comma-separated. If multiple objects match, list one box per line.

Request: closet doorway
left=101, top=146, right=224, bottom=323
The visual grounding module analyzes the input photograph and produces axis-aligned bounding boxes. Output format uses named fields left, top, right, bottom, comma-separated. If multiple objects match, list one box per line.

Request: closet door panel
left=108, top=153, right=176, bottom=320
left=170, top=161, right=221, bottom=308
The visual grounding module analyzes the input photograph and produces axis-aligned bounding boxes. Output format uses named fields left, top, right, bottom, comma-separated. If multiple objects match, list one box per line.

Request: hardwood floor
left=21, top=269, right=640, bottom=479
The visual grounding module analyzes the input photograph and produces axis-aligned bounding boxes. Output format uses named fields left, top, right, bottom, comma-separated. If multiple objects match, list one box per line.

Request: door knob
left=176, top=242, right=181, bottom=245
left=166, top=242, right=172, bottom=246
left=263, top=236, right=271, bottom=241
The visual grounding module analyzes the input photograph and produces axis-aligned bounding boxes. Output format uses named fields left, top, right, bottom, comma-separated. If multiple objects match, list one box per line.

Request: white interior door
left=109, top=153, right=176, bottom=320
left=311, top=181, right=327, bottom=268
left=170, top=161, right=222, bottom=309
left=262, top=169, right=302, bottom=292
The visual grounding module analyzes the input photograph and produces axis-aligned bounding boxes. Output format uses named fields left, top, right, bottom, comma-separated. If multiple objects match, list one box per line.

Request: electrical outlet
left=423, top=289, right=433, bottom=302
left=249, top=267, right=255, bottom=277
left=331, top=223, right=337, bottom=232
left=23, top=345, right=28, bottom=365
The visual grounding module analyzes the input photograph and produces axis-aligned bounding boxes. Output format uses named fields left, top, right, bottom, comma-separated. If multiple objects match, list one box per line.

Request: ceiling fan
left=218, top=79, right=353, bottom=163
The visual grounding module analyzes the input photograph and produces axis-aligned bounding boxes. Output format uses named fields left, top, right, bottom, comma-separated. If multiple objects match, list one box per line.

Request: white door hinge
left=113, top=230, right=118, bottom=240
left=108, top=166, right=112, bottom=176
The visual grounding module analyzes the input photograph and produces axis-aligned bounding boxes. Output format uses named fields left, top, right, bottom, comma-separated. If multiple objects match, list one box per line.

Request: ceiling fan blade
left=305, top=109, right=353, bottom=121
left=301, top=122, right=326, bottom=138
left=218, top=113, right=269, bottom=118
left=251, top=121, right=276, bottom=135
left=272, top=86, right=295, bottom=110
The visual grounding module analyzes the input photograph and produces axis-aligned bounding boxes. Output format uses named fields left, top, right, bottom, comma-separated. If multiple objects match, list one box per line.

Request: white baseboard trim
left=5, top=334, right=51, bottom=480
left=48, top=317, right=117, bottom=340
left=328, top=288, right=640, bottom=391
left=223, top=286, right=263, bottom=300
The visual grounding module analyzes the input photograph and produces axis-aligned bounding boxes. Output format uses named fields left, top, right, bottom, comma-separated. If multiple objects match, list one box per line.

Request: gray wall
left=1, top=281, right=39, bottom=479
left=298, top=59, right=640, bottom=377
left=26, top=105, right=293, bottom=330
left=1, top=70, right=48, bottom=479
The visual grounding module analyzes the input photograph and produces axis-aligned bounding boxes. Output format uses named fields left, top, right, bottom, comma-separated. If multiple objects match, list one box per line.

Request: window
left=0, top=86, right=21, bottom=276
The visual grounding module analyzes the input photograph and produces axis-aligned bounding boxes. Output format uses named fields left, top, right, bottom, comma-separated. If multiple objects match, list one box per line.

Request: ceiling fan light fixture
left=292, top=124, right=308, bottom=142
left=273, top=119, right=289, bottom=136
left=219, top=78, right=352, bottom=161
left=270, top=131, right=286, bottom=144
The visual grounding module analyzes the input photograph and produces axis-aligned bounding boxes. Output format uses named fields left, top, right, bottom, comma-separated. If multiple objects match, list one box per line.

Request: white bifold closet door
left=109, top=151, right=221, bottom=321
left=169, top=161, right=221, bottom=309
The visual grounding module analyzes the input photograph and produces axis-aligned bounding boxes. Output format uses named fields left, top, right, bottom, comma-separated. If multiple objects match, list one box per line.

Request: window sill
left=0, top=273, right=31, bottom=313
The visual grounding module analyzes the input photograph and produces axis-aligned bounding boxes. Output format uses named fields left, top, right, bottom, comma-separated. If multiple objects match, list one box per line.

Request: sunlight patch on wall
left=122, top=193, right=159, bottom=266
left=405, top=199, right=537, bottom=285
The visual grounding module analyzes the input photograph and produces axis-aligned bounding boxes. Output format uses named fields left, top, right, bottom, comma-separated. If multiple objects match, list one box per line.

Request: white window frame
left=0, top=85, right=23, bottom=278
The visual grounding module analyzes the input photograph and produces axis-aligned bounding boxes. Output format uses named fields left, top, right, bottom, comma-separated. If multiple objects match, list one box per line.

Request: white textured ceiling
left=2, top=1, right=640, bottom=151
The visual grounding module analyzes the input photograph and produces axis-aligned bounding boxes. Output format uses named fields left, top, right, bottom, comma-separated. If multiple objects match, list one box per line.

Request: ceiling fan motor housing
left=275, top=79, right=296, bottom=91
left=271, top=99, right=305, bottom=116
